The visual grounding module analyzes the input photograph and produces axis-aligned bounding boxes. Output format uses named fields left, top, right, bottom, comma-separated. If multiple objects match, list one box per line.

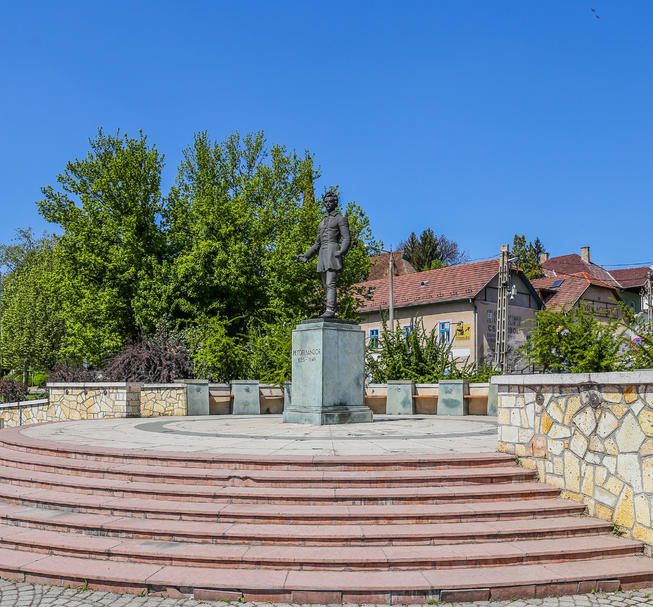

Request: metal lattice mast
left=495, top=244, right=510, bottom=372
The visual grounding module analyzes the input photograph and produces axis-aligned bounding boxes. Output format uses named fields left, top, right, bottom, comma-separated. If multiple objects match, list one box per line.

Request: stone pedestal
left=232, top=380, right=260, bottom=415
left=437, top=379, right=469, bottom=416
left=282, top=319, right=372, bottom=425
left=386, top=380, right=415, bottom=415
left=175, top=379, right=209, bottom=416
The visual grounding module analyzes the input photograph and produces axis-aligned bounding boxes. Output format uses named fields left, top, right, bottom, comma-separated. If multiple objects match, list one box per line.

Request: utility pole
left=495, top=244, right=510, bottom=372
left=646, top=270, right=653, bottom=331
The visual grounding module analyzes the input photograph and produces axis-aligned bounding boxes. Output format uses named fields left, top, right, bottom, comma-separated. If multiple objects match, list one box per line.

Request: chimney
left=540, top=252, right=549, bottom=264
left=581, top=246, right=590, bottom=263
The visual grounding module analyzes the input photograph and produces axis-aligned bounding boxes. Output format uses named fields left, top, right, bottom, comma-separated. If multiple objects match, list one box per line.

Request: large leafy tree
left=163, top=132, right=375, bottom=330
left=399, top=229, right=469, bottom=272
left=37, top=129, right=166, bottom=364
left=512, top=234, right=547, bottom=280
left=0, top=230, right=65, bottom=378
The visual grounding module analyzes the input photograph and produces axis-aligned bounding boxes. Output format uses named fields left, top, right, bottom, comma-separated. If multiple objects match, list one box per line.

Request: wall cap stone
left=142, top=384, right=185, bottom=389
left=47, top=382, right=144, bottom=388
left=0, top=399, right=48, bottom=410
left=491, top=370, right=653, bottom=385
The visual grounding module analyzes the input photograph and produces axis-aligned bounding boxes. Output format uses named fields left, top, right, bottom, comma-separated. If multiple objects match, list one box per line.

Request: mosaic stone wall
left=0, top=400, right=49, bottom=427
left=48, top=383, right=142, bottom=420
left=140, top=385, right=187, bottom=416
left=494, top=371, right=653, bottom=546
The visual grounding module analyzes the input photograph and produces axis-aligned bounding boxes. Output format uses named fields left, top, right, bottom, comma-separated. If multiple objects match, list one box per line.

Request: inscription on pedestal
left=293, top=348, right=321, bottom=364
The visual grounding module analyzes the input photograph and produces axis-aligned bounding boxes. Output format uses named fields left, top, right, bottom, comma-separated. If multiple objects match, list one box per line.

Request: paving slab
left=18, top=415, right=497, bottom=456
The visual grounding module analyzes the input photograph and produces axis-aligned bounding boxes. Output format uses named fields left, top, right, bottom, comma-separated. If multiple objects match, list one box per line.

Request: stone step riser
left=0, top=476, right=559, bottom=505
left=0, top=442, right=515, bottom=471
left=0, top=535, right=641, bottom=570
left=0, top=460, right=536, bottom=487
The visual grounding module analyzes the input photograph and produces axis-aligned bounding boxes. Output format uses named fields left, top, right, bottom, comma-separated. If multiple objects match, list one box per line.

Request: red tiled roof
left=542, top=254, right=620, bottom=288
left=610, top=267, right=652, bottom=289
left=367, top=251, right=416, bottom=281
left=531, top=273, right=621, bottom=310
left=355, top=259, right=501, bottom=313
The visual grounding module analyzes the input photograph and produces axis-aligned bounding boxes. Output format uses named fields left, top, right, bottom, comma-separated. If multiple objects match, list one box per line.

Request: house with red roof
left=355, top=259, right=544, bottom=365
left=540, top=247, right=651, bottom=313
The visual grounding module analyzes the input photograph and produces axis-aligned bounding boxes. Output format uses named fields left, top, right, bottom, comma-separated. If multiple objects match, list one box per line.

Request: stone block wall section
left=48, top=383, right=142, bottom=420
left=140, top=384, right=187, bottom=417
left=493, top=370, right=653, bottom=546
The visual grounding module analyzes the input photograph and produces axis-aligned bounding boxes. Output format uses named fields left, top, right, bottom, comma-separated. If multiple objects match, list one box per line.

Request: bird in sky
left=591, top=8, right=600, bottom=18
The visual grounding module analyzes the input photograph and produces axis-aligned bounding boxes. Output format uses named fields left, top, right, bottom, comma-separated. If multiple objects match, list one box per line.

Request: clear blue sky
left=1, top=1, right=651, bottom=268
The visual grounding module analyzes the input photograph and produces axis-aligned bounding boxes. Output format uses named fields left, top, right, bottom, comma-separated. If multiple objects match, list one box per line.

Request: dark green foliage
left=366, top=316, right=499, bottom=383
left=48, top=363, right=98, bottom=383
left=0, top=377, right=28, bottom=404
left=618, top=303, right=653, bottom=369
left=512, top=235, right=547, bottom=280
left=399, top=229, right=469, bottom=272
left=102, top=323, right=194, bottom=383
left=519, top=303, right=626, bottom=373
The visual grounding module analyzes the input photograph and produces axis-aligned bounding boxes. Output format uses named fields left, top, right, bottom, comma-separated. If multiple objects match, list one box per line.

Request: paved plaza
left=20, top=414, right=498, bottom=456
left=1, top=580, right=652, bottom=607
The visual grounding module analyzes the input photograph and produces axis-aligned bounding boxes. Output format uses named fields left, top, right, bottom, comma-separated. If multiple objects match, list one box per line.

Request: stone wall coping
left=142, top=384, right=185, bottom=389
left=491, top=370, right=653, bottom=385
left=173, top=379, right=208, bottom=384
left=231, top=380, right=260, bottom=385
left=208, top=383, right=230, bottom=388
left=0, top=399, right=48, bottom=410
left=47, top=382, right=144, bottom=388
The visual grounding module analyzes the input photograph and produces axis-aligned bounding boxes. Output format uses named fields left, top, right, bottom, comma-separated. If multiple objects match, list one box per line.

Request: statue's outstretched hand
left=294, top=254, right=308, bottom=263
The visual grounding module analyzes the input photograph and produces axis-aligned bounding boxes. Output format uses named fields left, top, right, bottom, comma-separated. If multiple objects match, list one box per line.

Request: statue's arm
left=335, top=216, right=351, bottom=258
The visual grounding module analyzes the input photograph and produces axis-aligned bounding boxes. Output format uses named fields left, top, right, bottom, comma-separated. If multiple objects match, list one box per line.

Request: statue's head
left=324, top=190, right=338, bottom=212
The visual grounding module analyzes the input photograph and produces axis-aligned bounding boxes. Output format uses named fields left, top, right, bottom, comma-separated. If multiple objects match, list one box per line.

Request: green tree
left=37, top=129, right=167, bottom=364
left=512, top=235, right=547, bottom=280
left=519, top=303, right=626, bottom=373
left=164, top=132, right=375, bottom=330
left=0, top=230, right=65, bottom=378
left=399, top=229, right=469, bottom=272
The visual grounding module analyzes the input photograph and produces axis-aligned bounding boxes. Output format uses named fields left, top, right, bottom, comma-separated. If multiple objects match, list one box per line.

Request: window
left=369, top=328, right=379, bottom=349
left=402, top=324, right=414, bottom=339
left=439, top=321, right=451, bottom=344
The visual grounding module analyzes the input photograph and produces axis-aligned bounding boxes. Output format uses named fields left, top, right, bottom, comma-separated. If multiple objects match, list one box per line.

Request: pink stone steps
left=1, top=548, right=653, bottom=603
left=0, top=446, right=535, bottom=487
left=0, top=524, right=641, bottom=570
left=0, top=465, right=555, bottom=505
left=0, top=424, right=651, bottom=603
left=0, top=426, right=515, bottom=470
left=0, top=504, right=605, bottom=545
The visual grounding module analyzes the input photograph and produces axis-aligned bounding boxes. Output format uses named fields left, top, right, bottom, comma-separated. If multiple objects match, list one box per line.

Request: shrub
left=0, top=377, right=28, bottom=404
left=103, top=324, right=194, bottom=383
left=48, top=363, right=98, bottom=383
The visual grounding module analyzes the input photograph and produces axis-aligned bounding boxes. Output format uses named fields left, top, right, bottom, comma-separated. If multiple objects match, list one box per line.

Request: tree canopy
left=512, top=234, right=547, bottom=280
left=399, top=229, right=469, bottom=272
left=2, top=129, right=376, bottom=381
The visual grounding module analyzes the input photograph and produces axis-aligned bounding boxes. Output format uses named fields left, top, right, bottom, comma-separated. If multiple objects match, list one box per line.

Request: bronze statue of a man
left=295, top=190, right=351, bottom=319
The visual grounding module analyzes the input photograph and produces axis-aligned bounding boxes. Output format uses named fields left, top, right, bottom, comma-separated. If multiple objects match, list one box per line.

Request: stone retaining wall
left=493, top=371, right=653, bottom=545
left=0, top=399, right=49, bottom=427
left=48, top=383, right=142, bottom=419
left=140, top=385, right=187, bottom=417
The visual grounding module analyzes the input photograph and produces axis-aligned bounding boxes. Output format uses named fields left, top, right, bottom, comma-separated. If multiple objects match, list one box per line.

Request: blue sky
left=1, top=1, right=651, bottom=268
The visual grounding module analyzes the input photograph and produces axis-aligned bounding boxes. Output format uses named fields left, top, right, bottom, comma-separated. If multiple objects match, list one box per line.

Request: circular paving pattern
left=20, top=414, right=498, bottom=456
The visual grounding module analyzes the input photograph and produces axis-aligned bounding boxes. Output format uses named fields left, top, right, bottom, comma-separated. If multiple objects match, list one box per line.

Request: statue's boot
left=321, top=309, right=336, bottom=319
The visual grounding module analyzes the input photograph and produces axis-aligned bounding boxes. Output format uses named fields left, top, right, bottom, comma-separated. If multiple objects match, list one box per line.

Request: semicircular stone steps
left=0, top=425, right=652, bottom=604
